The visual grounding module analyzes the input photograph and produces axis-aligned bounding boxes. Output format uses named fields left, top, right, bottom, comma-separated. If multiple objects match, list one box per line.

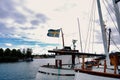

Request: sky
left=0, top=0, right=120, bottom=55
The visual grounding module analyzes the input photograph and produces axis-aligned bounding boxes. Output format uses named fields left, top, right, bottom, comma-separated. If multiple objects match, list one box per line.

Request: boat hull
left=36, top=66, right=75, bottom=80
left=74, top=72, right=120, bottom=80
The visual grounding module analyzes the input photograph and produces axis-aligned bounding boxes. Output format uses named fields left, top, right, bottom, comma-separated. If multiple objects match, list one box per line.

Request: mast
left=112, top=0, right=120, bottom=36
left=108, top=28, right=111, bottom=52
left=77, top=18, right=83, bottom=52
left=97, top=0, right=110, bottom=66
left=60, top=28, right=65, bottom=48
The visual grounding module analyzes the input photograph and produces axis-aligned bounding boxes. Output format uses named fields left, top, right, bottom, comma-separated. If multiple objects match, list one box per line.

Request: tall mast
left=97, top=0, right=110, bottom=65
left=112, top=0, right=120, bottom=36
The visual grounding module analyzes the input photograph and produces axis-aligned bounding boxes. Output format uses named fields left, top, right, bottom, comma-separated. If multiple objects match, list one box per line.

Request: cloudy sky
left=0, top=0, right=120, bottom=54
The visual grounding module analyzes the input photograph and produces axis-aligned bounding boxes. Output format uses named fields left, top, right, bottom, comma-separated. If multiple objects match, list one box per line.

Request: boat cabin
left=48, top=46, right=79, bottom=69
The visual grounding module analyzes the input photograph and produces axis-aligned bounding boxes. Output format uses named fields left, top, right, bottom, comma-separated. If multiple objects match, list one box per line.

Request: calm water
left=0, top=59, right=118, bottom=80
left=0, top=59, right=54, bottom=80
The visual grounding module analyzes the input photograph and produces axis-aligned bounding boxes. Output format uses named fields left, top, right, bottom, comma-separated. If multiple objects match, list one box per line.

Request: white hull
left=74, top=72, right=120, bottom=80
left=36, top=66, right=75, bottom=80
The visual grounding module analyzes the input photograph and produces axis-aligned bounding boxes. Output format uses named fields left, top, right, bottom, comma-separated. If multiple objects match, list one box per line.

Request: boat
left=36, top=46, right=76, bottom=80
left=74, top=0, right=120, bottom=80
left=36, top=0, right=120, bottom=80
left=36, top=26, right=106, bottom=80
left=36, top=45, right=105, bottom=80
left=35, top=28, right=78, bottom=80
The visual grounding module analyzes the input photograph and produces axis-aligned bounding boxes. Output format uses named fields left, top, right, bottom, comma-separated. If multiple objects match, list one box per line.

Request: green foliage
left=0, top=48, right=33, bottom=62
left=0, top=48, right=4, bottom=57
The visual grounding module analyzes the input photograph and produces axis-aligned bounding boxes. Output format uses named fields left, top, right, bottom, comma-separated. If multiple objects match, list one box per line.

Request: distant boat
left=25, top=58, right=33, bottom=62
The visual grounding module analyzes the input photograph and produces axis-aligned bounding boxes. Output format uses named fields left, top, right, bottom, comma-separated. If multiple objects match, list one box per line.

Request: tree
left=16, top=49, right=24, bottom=58
left=26, top=48, right=32, bottom=58
left=0, top=48, right=4, bottom=57
left=11, top=49, right=17, bottom=57
left=4, top=48, right=11, bottom=56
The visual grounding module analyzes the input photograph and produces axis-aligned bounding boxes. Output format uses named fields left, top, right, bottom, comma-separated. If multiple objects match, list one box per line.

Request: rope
left=92, top=0, right=96, bottom=53
left=84, top=0, right=96, bottom=53
left=103, top=0, right=119, bottom=33
left=102, top=0, right=120, bottom=51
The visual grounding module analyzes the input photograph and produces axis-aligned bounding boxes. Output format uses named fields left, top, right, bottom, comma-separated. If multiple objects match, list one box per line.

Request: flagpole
left=60, top=28, right=65, bottom=48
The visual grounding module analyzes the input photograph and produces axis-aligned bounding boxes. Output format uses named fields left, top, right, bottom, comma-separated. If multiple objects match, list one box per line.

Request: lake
left=0, top=59, right=54, bottom=80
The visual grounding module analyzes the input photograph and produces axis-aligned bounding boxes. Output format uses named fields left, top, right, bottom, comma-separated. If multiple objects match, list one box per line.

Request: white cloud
left=32, top=44, right=56, bottom=55
left=0, top=0, right=120, bottom=54
left=5, top=43, right=13, bottom=47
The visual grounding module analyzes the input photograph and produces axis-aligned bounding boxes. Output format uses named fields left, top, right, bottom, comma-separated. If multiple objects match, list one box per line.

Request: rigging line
left=84, top=0, right=95, bottom=52
left=92, top=1, right=96, bottom=53
left=106, top=0, right=120, bottom=25
left=92, top=0, right=96, bottom=53
left=105, top=0, right=116, bottom=15
left=87, top=0, right=96, bottom=53
left=103, top=0, right=119, bottom=33
left=90, top=1, right=96, bottom=53
left=87, top=15, right=93, bottom=52
left=103, top=0, right=120, bottom=39
left=105, top=0, right=115, bottom=18
left=104, top=0, right=120, bottom=43
left=105, top=0, right=113, bottom=10
left=89, top=0, right=96, bottom=53
left=111, top=38, right=120, bottom=51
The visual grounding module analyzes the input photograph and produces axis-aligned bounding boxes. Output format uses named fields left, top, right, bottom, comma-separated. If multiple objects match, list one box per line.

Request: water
left=1, top=58, right=118, bottom=80
left=0, top=59, right=51, bottom=80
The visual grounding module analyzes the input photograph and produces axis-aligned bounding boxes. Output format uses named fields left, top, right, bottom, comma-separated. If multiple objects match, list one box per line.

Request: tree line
left=0, top=48, right=33, bottom=62
left=33, top=54, right=55, bottom=58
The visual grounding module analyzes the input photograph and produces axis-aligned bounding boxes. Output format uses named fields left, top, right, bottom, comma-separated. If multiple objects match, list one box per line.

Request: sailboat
left=74, top=0, right=120, bottom=80
left=36, top=0, right=120, bottom=80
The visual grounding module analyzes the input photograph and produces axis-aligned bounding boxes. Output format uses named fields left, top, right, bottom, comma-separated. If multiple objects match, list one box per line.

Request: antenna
left=72, top=39, right=77, bottom=50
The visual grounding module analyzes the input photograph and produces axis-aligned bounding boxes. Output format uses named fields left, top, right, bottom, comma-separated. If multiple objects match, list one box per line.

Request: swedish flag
left=47, top=29, right=60, bottom=38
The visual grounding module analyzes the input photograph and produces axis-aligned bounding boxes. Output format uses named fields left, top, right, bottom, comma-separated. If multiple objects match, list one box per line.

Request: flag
left=115, top=0, right=120, bottom=3
left=47, top=29, right=60, bottom=38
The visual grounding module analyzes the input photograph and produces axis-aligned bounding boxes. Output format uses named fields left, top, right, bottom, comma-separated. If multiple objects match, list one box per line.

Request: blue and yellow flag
left=47, top=29, right=60, bottom=38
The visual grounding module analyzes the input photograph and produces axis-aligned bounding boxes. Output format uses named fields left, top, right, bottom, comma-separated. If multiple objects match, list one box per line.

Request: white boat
left=36, top=0, right=120, bottom=80
left=36, top=46, right=78, bottom=80
left=36, top=25, right=83, bottom=80
left=36, top=46, right=107, bottom=80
